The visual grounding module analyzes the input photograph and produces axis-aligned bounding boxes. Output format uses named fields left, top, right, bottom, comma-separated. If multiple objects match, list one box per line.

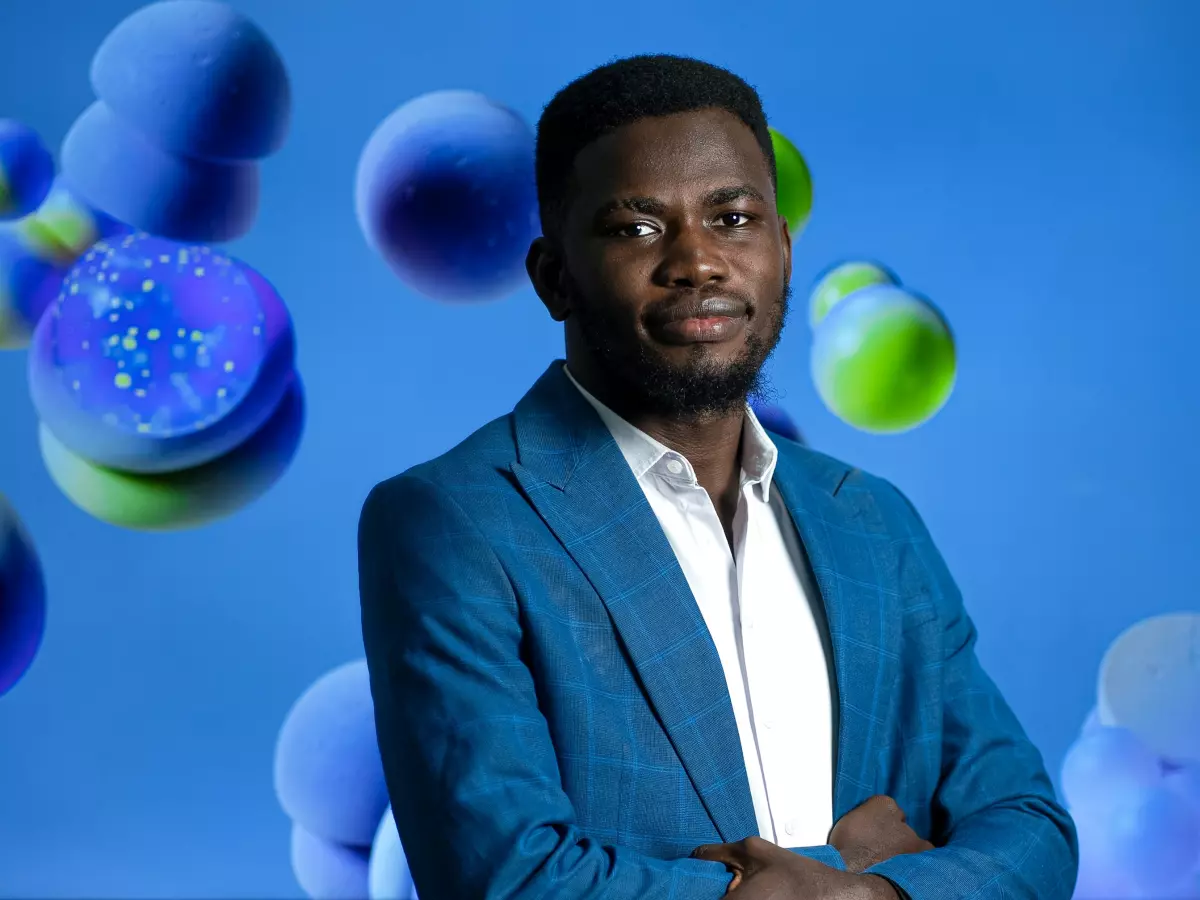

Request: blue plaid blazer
left=358, top=361, right=1078, bottom=900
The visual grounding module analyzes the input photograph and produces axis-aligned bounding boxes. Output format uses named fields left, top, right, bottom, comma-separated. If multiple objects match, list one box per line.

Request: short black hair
left=535, top=54, right=776, bottom=238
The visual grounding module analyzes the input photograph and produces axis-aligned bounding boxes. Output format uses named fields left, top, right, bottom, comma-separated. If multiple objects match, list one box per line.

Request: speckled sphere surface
left=29, top=234, right=295, bottom=472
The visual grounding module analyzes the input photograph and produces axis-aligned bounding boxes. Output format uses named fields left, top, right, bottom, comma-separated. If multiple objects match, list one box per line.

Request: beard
left=566, top=278, right=791, bottom=420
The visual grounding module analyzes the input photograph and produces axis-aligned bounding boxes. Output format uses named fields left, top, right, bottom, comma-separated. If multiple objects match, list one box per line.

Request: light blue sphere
left=290, top=822, right=370, bottom=900
left=90, top=0, right=291, bottom=161
left=274, top=659, right=389, bottom=848
left=1061, top=726, right=1161, bottom=817
left=1102, top=782, right=1200, bottom=896
left=369, top=808, right=417, bottom=900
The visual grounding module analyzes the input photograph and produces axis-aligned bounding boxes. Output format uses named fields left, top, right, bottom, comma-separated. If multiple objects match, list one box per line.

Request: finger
left=691, top=843, right=744, bottom=866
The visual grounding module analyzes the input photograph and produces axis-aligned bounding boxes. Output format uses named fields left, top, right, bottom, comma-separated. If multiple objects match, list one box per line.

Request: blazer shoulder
left=360, top=411, right=519, bottom=519
left=775, top=440, right=919, bottom=529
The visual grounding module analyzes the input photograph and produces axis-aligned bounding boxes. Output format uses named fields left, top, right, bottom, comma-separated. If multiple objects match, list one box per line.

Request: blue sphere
left=0, top=495, right=46, bottom=697
left=90, top=0, right=291, bottom=162
left=1061, top=726, right=1162, bottom=817
left=751, top=400, right=804, bottom=444
left=274, top=659, right=390, bottom=848
left=290, top=823, right=370, bottom=900
left=61, top=102, right=259, bottom=242
left=28, top=234, right=295, bottom=473
left=355, top=90, right=539, bottom=302
left=0, top=119, right=55, bottom=221
left=369, top=808, right=417, bottom=900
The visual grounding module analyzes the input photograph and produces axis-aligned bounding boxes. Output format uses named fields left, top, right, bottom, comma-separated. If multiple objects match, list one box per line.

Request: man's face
left=554, top=108, right=792, bottom=419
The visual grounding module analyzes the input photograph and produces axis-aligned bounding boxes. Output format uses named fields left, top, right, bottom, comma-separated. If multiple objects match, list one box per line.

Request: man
left=358, top=54, right=1078, bottom=899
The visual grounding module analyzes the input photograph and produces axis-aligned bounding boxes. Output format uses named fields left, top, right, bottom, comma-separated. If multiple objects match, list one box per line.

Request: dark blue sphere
left=355, top=90, right=539, bottom=302
left=0, top=119, right=55, bottom=221
left=0, top=496, right=46, bottom=698
left=751, top=400, right=805, bottom=444
left=90, top=0, right=291, bottom=162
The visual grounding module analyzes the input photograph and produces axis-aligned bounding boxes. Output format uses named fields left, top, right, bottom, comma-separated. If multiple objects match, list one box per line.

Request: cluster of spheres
left=0, top=495, right=45, bottom=697
left=1, top=0, right=305, bottom=533
left=1063, top=613, right=1200, bottom=898
left=274, top=660, right=419, bottom=899
left=60, top=0, right=291, bottom=242
left=807, top=262, right=956, bottom=434
left=29, top=233, right=304, bottom=531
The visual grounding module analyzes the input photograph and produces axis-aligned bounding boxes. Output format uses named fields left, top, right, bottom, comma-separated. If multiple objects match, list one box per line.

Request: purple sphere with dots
left=355, top=90, right=539, bottom=302
left=0, top=120, right=55, bottom=222
left=28, top=233, right=295, bottom=474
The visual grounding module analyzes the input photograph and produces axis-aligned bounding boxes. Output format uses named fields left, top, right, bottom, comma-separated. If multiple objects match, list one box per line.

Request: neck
left=567, top=359, right=748, bottom=512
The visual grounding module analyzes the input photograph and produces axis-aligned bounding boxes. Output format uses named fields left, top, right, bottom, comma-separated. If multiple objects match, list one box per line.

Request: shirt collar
left=563, top=364, right=778, bottom=500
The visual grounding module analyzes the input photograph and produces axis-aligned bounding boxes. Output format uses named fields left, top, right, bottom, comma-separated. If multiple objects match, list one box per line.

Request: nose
left=654, top=223, right=729, bottom=289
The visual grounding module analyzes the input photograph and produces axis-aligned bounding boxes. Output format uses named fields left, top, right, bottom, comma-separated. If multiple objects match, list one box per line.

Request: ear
left=526, top=236, right=571, bottom=322
left=779, top=215, right=793, bottom=285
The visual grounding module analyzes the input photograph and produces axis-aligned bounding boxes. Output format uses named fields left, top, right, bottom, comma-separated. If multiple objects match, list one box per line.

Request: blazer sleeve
left=863, top=482, right=1080, bottom=900
left=357, top=473, right=736, bottom=900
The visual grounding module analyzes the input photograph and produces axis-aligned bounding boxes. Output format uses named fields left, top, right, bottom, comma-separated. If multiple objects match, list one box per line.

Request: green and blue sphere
left=811, top=284, right=956, bottom=434
left=808, top=260, right=897, bottom=329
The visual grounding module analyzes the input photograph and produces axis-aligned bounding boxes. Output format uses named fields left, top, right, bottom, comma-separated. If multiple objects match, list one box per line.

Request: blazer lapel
left=771, top=447, right=890, bottom=822
left=509, top=362, right=758, bottom=842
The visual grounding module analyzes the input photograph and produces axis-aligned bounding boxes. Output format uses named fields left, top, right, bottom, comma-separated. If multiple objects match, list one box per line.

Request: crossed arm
left=357, top=473, right=1079, bottom=899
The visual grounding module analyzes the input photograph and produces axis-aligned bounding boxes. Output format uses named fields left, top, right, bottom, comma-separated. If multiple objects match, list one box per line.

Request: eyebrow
left=592, top=184, right=767, bottom=222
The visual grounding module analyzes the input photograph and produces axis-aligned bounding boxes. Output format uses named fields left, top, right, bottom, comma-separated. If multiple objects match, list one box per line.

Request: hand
left=828, top=795, right=934, bottom=874
left=692, top=835, right=900, bottom=899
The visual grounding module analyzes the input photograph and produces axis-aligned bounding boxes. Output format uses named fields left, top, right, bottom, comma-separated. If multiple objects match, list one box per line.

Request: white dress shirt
left=564, top=366, right=836, bottom=848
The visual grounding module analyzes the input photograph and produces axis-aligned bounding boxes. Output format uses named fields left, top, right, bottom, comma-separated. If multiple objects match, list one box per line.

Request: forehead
left=566, top=108, right=772, bottom=214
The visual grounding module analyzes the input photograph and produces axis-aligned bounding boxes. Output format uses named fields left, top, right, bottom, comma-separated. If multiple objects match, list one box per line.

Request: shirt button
left=666, top=458, right=684, bottom=474
left=784, top=819, right=797, bottom=836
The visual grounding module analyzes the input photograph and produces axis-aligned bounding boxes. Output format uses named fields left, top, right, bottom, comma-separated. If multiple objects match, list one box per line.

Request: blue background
left=2, top=0, right=1199, bottom=895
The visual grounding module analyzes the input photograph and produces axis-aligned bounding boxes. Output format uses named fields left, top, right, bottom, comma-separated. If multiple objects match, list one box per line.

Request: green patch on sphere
left=18, top=207, right=96, bottom=265
left=768, top=128, right=813, bottom=237
left=0, top=170, right=13, bottom=217
left=813, top=289, right=955, bottom=434
left=809, top=261, right=895, bottom=328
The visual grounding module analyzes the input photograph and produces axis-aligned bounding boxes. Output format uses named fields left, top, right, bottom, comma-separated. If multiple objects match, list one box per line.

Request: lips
left=647, top=296, right=751, bottom=345
left=650, top=296, right=749, bottom=325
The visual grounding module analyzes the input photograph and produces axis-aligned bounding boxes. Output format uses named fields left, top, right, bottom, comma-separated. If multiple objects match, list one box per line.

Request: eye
left=611, top=222, right=657, bottom=238
left=717, top=211, right=754, bottom=227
